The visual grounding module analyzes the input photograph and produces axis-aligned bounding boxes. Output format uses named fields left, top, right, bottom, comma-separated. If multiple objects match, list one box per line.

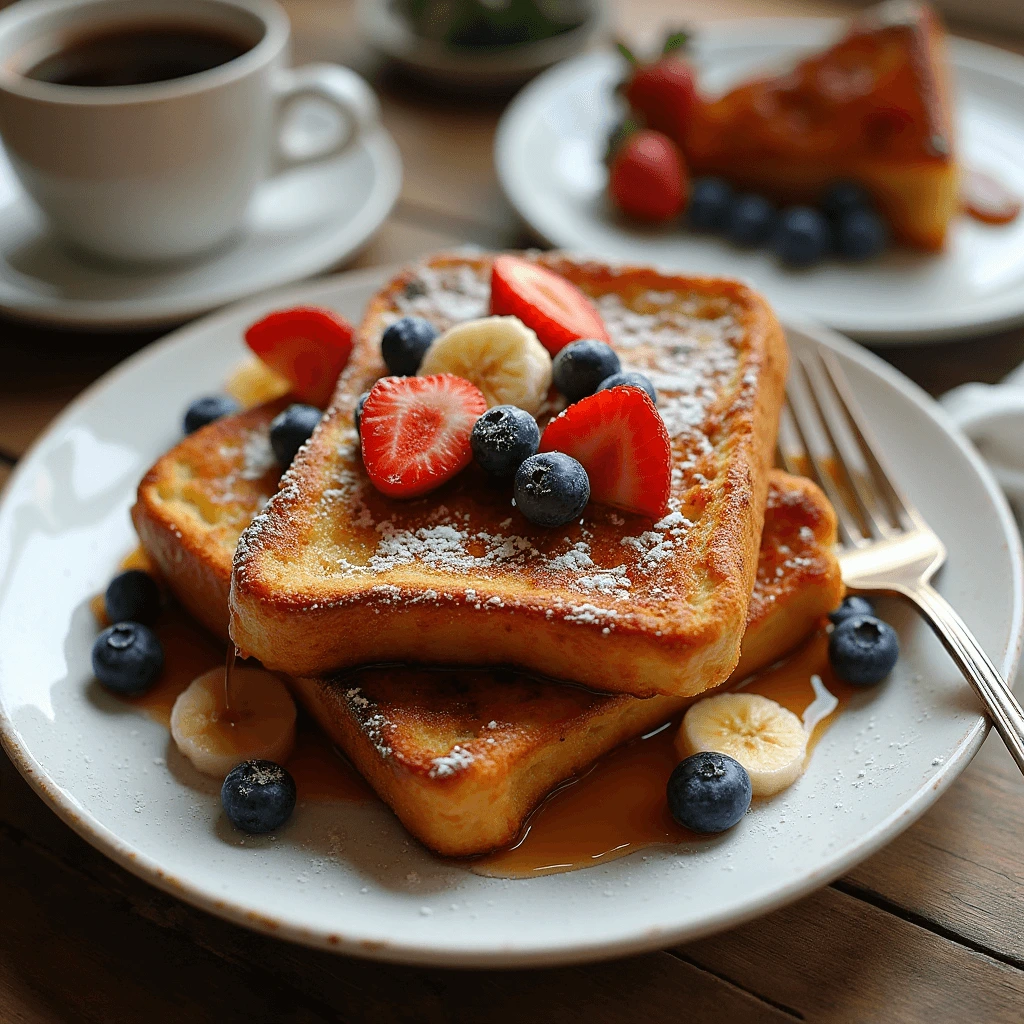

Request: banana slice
left=170, top=666, right=296, bottom=778
left=676, top=693, right=807, bottom=797
left=225, top=357, right=291, bottom=408
left=419, top=315, right=552, bottom=414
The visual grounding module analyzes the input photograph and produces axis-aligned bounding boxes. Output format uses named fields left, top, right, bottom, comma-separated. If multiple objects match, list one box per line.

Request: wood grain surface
left=1, top=1, right=1023, bottom=1020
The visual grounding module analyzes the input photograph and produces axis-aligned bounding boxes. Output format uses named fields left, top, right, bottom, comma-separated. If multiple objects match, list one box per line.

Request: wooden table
left=3, top=2, right=1024, bottom=1020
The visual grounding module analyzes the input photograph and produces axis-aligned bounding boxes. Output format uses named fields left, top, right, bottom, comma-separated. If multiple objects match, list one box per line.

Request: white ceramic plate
left=495, top=21, right=1024, bottom=343
left=0, top=267, right=1021, bottom=968
left=0, top=124, right=402, bottom=330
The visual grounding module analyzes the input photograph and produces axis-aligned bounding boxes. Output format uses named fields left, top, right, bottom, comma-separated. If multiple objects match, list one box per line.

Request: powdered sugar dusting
left=236, top=257, right=764, bottom=636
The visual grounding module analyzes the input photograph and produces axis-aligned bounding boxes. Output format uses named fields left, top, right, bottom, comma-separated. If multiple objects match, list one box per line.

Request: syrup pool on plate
left=97, top=549, right=852, bottom=875
left=473, top=631, right=855, bottom=878
left=92, top=553, right=369, bottom=804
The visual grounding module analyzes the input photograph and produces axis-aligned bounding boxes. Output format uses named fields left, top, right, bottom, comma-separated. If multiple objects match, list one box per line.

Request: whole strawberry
left=609, top=128, right=688, bottom=223
left=619, top=32, right=698, bottom=149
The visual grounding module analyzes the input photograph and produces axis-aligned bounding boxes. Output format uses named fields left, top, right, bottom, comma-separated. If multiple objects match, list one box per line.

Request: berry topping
left=552, top=338, right=622, bottom=405
left=828, top=594, right=875, bottom=625
left=244, top=306, right=353, bottom=409
left=92, top=622, right=164, bottom=695
left=540, top=385, right=671, bottom=519
left=609, top=128, right=688, bottom=223
left=381, top=315, right=438, bottom=376
left=269, top=403, right=322, bottom=466
left=490, top=255, right=610, bottom=356
left=837, top=208, right=889, bottom=261
left=687, top=176, right=733, bottom=231
left=514, top=452, right=590, bottom=528
left=726, top=193, right=777, bottom=247
left=354, top=390, right=370, bottom=433
left=667, top=751, right=752, bottom=834
left=619, top=33, right=697, bottom=148
left=822, top=180, right=873, bottom=220
left=105, top=569, right=160, bottom=625
left=829, top=614, right=899, bottom=686
left=184, top=395, right=239, bottom=435
left=772, top=207, right=831, bottom=268
left=221, top=760, right=297, bottom=834
left=597, top=370, right=657, bottom=405
left=471, top=405, right=540, bottom=478
left=360, top=374, right=487, bottom=498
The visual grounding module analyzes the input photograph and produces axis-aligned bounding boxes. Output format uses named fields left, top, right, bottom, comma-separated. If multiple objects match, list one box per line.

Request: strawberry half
left=245, top=307, right=354, bottom=409
left=360, top=374, right=487, bottom=498
left=490, top=255, right=610, bottom=356
left=539, top=385, right=671, bottom=518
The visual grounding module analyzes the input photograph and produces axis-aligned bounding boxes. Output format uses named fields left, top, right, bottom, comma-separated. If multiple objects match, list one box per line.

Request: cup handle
left=271, top=64, right=380, bottom=173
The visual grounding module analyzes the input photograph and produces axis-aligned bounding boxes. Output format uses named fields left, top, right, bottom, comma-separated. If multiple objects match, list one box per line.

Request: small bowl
left=356, top=0, right=610, bottom=91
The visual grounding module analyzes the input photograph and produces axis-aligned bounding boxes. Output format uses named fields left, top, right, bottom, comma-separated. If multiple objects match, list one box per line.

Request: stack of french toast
left=132, top=251, right=844, bottom=857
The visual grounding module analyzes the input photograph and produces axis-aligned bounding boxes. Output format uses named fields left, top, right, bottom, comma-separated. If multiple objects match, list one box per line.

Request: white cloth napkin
left=940, top=363, right=1024, bottom=510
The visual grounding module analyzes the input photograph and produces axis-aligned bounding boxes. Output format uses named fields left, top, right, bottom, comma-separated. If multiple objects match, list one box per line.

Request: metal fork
left=778, top=339, right=1024, bottom=776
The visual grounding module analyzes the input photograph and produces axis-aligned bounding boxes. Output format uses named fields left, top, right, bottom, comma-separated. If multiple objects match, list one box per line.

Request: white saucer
left=1, top=266, right=1021, bottom=967
left=0, top=128, right=402, bottom=330
left=495, top=21, right=1024, bottom=343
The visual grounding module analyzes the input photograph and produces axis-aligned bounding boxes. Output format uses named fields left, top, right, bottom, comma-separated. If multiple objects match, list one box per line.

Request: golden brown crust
left=130, top=399, right=838, bottom=856
left=685, top=3, right=958, bottom=251
left=131, top=400, right=288, bottom=641
left=229, top=252, right=789, bottom=697
left=290, top=469, right=842, bottom=857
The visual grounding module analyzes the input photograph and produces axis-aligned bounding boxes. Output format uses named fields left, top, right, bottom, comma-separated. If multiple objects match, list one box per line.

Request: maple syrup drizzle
left=961, top=168, right=1022, bottom=226
left=473, top=631, right=852, bottom=879
left=92, top=552, right=368, bottom=803
left=99, top=547, right=852, bottom=875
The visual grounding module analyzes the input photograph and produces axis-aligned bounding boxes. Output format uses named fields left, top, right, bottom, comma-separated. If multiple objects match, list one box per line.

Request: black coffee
left=25, top=24, right=254, bottom=87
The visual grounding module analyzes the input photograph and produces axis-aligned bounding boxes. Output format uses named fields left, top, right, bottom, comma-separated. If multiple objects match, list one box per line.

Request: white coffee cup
left=0, top=0, right=380, bottom=263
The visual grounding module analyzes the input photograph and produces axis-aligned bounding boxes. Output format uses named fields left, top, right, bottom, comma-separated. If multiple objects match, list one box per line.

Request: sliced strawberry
left=244, top=307, right=353, bottom=409
left=490, top=255, right=610, bottom=356
left=539, top=386, right=671, bottom=518
left=360, top=374, right=487, bottom=498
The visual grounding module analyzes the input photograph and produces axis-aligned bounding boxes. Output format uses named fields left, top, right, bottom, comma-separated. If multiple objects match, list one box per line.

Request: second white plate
left=496, top=20, right=1024, bottom=343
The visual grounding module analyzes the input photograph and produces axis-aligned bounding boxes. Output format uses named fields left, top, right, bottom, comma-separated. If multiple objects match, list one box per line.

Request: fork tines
left=778, top=341, right=919, bottom=550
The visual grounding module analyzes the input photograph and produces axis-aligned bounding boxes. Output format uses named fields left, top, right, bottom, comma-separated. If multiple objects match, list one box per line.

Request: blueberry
left=597, top=370, right=657, bottom=405
left=381, top=316, right=438, bottom=376
left=688, top=177, right=734, bottom=231
left=772, top=207, right=831, bottom=268
left=828, top=595, right=876, bottom=625
left=471, top=405, right=540, bottom=477
left=91, top=622, right=164, bottom=695
left=221, top=760, right=296, bottom=834
left=837, top=208, right=889, bottom=262
left=667, top=751, right=752, bottom=834
left=105, top=569, right=160, bottom=625
left=353, top=391, right=370, bottom=434
left=829, top=614, right=899, bottom=687
left=822, top=180, right=873, bottom=220
left=514, top=452, right=590, bottom=527
left=552, top=339, right=621, bottom=405
left=269, top=403, right=321, bottom=466
left=184, top=395, right=240, bottom=435
left=726, top=193, right=776, bottom=247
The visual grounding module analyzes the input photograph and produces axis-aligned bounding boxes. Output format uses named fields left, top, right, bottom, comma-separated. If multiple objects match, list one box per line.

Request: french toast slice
left=229, top=253, right=788, bottom=698
left=685, top=1, right=958, bottom=251
left=292, top=471, right=841, bottom=855
left=132, top=398, right=289, bottom=641
left=131, top=406, right=840, bottom=856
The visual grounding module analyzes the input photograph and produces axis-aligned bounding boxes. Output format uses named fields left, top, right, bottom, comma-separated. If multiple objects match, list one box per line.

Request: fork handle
left=903, top=583, right=1024, bottom=775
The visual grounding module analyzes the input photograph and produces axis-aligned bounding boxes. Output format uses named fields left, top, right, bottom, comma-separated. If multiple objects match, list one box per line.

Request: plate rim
left=0, top=129, right=403, bottom=332
left=1, top=266, right=1022, bottom=967
left=494, top=21, right=1024, bottom=344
